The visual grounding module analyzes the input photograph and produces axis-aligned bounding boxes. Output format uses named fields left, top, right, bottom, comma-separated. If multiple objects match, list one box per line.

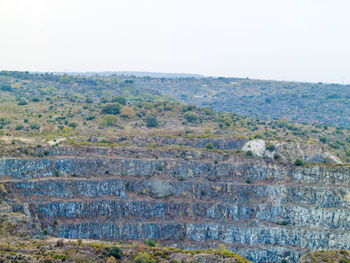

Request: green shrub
left=17, top=99, right=28, bottom=105
left=86, top=115, right=96, bottom=121
left=15, top=124, right=24, bottom=130
left=184, top=112, right=198, bottom=123
left=68, top=122, right=78, bottom=129
left=101, top=115, right=119, bottom=127
left=273, top=153, right=281, bottom=160
left=111, top=96, right=126, bottom=105
left=107, top=246, right=122, bottom=259
left=0, top=84, right=12, bottom=91
left=77, top=238, right=83, bottom=246
left=101, top=103, right=121, bottom=115
left=319, top=136, right=327, bottom=143
left=294, top=158, right=304, bottom=166
left=266, top=143, right=275, bottom=151
left=134, top=252, right=156, bottom=263
left=205, top=142, right=214, bottom=150
left=346, top=149, right=350, bottom=157
left=246, top=150, right=253, bottom=157
left=43, top=257, right=53, bottom=263
left=30, top=123, right=40, bottom=130
left=253, top=133, right=264, bottom=139
left=144, top=239, right=156, bottom=247
left=145, top=114, right=158, bottom=128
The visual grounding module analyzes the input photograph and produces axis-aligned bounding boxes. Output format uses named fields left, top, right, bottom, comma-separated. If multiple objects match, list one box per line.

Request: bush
left=68, top=122, right=78, bottom=129
left=101, top=103, right=121, bottom=115
left=184, top=112, right=198, bottom=123
left=0, top=84, right=12, bottom=91
left=31, top=97, right=40, bottom=102
left=111, top=96, right=126, bottom=105
left=253, top=133, right=264, bottom=139
left=101, top=115, right=119, bottom=127
left=134, top=252, right=156, bottom=263
left=266, top=143, right=275, bottom=151
left=205, top=142, right=214, bottom=150
left=30, top=123, right=40, bottom=130
left=120, top=106, right=136, bottom=119
left=17, top=99, right=28, bottom=105
left=319, top=136, right=327, bottom=144
left=15, top=124, right=24, bottom=130
left=86, top=115, right=96, bottom=121
left=246, top=150, right=253, bottom=157
left=43, top=257, right=53, bottom=263
left=144, top=239, right=156, bottom=247
left=107, top=246, right=122, bottom=259
left=145, top=114, right=158, bottom=128
left=246, top=177, right=251, bottom=184
left=294, top=158, right=304, bottom=166
left=273, top=153, right=281, bottom=160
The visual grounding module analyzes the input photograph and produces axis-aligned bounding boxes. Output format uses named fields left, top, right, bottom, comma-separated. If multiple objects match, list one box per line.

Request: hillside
left=133, top=77, right=350, bottom=127
left=0, top=71, right=349, bottom=162
left=0, top=71, right=350, bottom=263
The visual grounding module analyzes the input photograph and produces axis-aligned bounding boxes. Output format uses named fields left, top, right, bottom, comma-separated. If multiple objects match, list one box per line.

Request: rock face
left=0, top=140, right=349, bottom=263
left=242, top=139, right=342, bottom=164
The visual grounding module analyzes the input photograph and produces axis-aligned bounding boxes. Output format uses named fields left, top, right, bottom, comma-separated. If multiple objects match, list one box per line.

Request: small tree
left=246, top=176, right=251, bottom=184
left=184, top=112, right=198, bottom=123
left=205, top=142, right=214, bottom=150
left=101, top=103, right=121, bottom=115
left=111, top=96, right=126, bottom=105
left=107, top=246, right=122, bottom=259
left=145, top=114, right=158, bottom=128
left=294, top=158, right=304, bottom=166
left=266, top=143, right=275, bottom=151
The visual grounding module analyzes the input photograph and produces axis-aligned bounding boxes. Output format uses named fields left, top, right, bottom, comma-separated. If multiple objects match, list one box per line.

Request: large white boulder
left=242, top=139, right=266, bottom=157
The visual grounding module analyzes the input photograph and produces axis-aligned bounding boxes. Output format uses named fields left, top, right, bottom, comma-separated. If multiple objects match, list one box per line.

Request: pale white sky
left=0, top=0, right=350, bottom=83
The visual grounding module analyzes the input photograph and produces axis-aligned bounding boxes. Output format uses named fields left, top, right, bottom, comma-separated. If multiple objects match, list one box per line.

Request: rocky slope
left=0, top=137, right=349, bottom=263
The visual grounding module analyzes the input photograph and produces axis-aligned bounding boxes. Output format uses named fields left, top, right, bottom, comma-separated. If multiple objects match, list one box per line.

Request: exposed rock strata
left=0, top=143, right=349, bottom=262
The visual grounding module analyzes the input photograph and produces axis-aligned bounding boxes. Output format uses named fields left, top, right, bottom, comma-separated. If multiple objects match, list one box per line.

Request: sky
left=0, top=0, right=350, bottom=83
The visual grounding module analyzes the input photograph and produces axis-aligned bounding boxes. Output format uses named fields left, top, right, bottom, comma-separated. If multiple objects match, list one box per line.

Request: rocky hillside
left=131, top=76, right=350, bottom=127
left=1, top=135, right=350, bottom=262
left=0, top=71, right=350, bottom=263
